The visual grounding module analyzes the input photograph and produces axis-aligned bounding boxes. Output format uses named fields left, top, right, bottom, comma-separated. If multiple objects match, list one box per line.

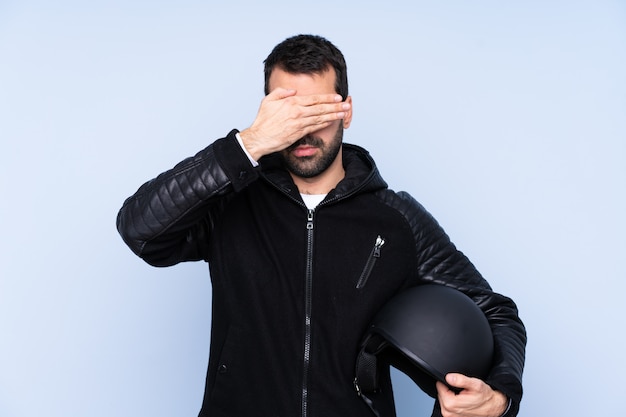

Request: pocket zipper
left=356, top=235, right=385, bottom=289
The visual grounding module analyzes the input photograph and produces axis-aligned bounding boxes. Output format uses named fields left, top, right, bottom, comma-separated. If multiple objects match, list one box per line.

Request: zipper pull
left=356, top=235, right=386, bottom=289
left=373, top=235, right=385, bottom=257
left=307, top=209, right=314, bottom=230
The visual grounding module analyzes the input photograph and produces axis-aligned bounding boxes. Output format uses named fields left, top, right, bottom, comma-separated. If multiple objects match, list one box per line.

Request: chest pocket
left=356, top=235, right=386, bottom=289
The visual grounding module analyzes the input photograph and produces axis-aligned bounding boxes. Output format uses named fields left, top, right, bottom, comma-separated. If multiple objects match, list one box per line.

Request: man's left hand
left=436, top=373, right=508, bottom=417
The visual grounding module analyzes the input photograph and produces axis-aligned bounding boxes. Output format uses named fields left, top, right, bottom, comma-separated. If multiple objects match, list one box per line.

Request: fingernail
left=335, top=95, right=343, bottom=102
left=342, top=103, right=351, bottom=110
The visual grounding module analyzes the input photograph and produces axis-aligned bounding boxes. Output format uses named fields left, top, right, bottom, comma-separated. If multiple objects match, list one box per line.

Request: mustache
left=287, top=135, right=324, bottom=151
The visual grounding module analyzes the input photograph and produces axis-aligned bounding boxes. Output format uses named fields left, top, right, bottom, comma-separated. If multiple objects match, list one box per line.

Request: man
left=117, top=34, right=526, bottom=417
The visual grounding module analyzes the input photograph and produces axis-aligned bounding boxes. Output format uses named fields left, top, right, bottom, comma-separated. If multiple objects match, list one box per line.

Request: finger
left=436, top=381, right=458, bottom=417
left=296, top=93, right=344, bottom=106
left=299, top=112, right=346, bottom=132
left=299, top=102, right=351, bottom=122
left=436, top=380, right=451, bottom=396
left=267, top=87, right=297, bottom=100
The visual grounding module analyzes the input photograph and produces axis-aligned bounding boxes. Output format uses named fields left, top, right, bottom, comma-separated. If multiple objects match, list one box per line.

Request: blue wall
left=1, top=1, right=624, bottom=416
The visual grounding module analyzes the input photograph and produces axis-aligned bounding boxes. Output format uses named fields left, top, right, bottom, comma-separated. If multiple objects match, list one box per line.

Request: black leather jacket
left=117, top=130, right=526, bottom=417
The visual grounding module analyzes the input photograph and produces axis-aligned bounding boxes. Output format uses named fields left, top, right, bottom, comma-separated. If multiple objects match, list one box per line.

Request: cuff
left=212, top=129, right=260, bottom=192
left=235, top=132, right=260, bottom=167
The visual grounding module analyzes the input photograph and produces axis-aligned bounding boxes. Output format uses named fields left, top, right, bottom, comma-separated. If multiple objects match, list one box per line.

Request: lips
left=292, top=145, right=318, bottom=158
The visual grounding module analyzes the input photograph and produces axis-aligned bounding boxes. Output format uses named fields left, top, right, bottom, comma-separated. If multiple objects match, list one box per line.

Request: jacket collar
left=258, top=143, right=388, bottom=204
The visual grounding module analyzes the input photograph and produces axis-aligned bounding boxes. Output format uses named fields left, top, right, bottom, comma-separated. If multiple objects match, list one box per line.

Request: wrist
left=238, top=128, right=265, bottom=162
left=498, top=397, right=512, bottom=417
left=486, top=391, right=509, bottom=417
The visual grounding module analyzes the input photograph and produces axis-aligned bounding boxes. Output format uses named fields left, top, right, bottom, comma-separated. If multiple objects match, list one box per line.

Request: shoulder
left=374, top=189, right=431, bottom=221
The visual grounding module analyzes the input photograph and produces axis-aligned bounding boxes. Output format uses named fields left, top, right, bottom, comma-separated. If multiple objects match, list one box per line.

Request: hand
left=436, top=373, right=508, bottom=417
left=239, top=88, right=350, bottom=161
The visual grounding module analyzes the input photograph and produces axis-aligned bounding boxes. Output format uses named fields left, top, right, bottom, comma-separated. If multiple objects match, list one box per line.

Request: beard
left=280, top=124, right=344, bottom=179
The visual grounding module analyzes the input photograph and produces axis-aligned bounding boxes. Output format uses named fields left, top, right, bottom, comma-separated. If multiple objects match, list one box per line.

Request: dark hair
left=263, top=34, right=348, bottom=100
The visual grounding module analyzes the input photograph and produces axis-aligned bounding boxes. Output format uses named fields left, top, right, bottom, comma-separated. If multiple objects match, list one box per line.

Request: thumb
left=445, top=373, right=472, bottom=390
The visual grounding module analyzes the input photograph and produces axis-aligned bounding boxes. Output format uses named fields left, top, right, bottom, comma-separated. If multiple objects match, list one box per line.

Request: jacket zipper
left=302, top=208, right=315, bottom=417
left=262, top=178, right=376, bottom=416
left=356, top=235, right=385, bottom=289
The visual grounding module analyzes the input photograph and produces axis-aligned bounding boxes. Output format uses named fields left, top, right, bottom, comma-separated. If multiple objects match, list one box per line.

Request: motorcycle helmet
left=354, top=284, right=494, bottom=401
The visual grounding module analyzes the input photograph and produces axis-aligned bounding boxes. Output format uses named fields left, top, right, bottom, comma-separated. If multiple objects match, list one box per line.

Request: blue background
left=1, top=1, right=625, bottom=416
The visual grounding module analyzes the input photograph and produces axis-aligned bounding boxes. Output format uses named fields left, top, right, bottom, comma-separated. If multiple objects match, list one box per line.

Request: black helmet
left=354, top=284, right=494, bottom=403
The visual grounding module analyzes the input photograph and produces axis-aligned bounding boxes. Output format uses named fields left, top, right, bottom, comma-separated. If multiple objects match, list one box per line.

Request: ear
left=342, top=96, right=353, bottom=129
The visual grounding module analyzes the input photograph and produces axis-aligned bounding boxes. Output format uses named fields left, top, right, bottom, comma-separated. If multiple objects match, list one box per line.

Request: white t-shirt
left=300, top=193, right=327, bottom=210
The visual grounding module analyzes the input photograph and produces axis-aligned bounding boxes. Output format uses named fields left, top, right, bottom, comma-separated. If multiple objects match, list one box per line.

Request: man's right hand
left=239, top=88, right=350, bottom=161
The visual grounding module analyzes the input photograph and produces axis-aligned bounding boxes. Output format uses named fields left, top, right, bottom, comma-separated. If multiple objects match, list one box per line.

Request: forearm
left=482, top=297, right=526, bottom=416
left=446, top=266, right=526, bottom=414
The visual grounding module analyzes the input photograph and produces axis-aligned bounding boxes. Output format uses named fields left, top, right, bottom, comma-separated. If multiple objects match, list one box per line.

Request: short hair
left=263, top=34, right=349, bottom=100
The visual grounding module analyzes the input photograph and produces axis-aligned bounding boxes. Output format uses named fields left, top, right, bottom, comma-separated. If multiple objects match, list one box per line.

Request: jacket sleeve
left=394, top=191, right=527, bottom=416
left=116, top=130, right=259, bottom=267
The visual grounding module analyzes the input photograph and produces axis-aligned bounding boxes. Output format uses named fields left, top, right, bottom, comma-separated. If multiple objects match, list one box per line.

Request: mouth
left=287, top=135, right=323, bottom=158
left=291, top=144, right=318, bottom=158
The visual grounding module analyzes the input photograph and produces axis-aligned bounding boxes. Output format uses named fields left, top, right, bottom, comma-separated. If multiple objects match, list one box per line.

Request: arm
left=116, top=89, right=350, bottom=266
left=116, top=130, right=257, bottom=266
left=396, top=191, right=526, bottom=416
